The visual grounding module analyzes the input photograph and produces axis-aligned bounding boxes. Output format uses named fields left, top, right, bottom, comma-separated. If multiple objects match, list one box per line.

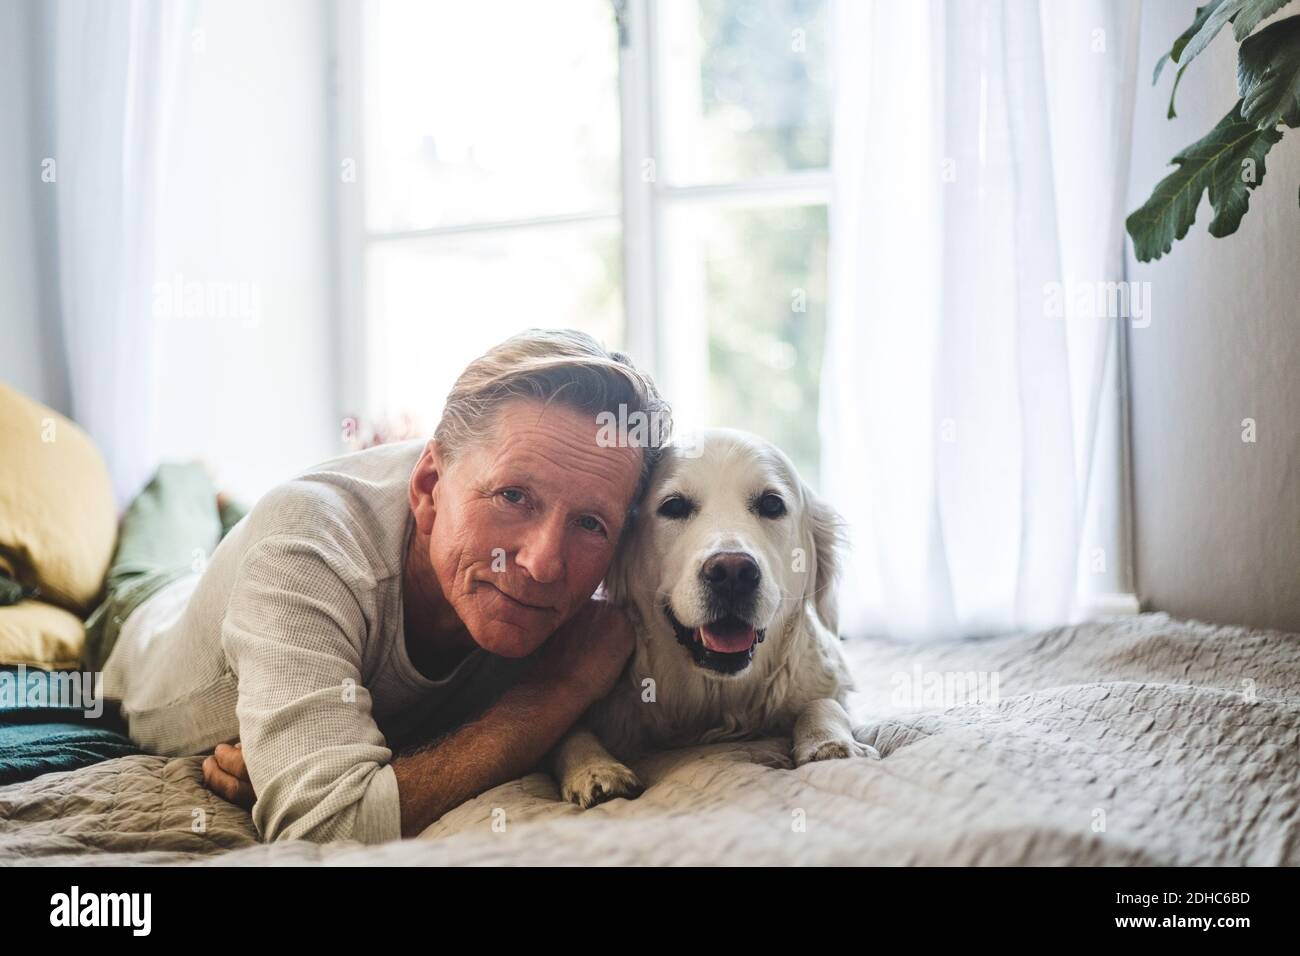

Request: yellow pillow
left=0, top=383, right=117, bottom=615
left=0, top=599, right=86, bottom=670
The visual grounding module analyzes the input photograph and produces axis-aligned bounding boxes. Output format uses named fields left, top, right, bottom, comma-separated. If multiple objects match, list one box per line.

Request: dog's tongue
left=699, top=620, right=758, bottom=654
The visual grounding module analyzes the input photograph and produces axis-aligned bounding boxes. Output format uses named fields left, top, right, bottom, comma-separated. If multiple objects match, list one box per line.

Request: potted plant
left=1127, top=0, right=1300, bottom=261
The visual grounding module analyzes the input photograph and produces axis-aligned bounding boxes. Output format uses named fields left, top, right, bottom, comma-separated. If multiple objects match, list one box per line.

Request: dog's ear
left=599, top=505, right=643, bottom=608
left=803, top=488, right=848, bottom=635
left=600, top=532, right=634, bottom=607
left=602, top=443, right=670, bottom=609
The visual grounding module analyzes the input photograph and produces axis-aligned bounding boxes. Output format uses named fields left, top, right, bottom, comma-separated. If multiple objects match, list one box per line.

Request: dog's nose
left=700, top=552, right=761, bottom=596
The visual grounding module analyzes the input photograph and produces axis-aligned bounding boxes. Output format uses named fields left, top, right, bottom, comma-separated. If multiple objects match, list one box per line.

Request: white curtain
left=47, top=0, right=198, bottom=507
left=820, top=0, right=1142, bottom=641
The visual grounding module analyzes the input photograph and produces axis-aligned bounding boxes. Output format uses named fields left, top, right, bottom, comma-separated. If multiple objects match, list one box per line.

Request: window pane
left=658, top=0, right=831, bottom=185
left=364, top=0, right=621, bottom=231
left=364, top=221, right=624, bottom=425
left=660, top=202, right=828, bottom=485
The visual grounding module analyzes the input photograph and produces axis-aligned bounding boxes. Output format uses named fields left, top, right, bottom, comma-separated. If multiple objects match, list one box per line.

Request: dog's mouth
left=665, top=604, right=765, bottom=674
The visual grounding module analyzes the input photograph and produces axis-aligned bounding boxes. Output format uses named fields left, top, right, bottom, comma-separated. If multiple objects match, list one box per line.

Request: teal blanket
left=0, top=721, right=141, bottom=786
left=0, top=666, right=140, bottom=785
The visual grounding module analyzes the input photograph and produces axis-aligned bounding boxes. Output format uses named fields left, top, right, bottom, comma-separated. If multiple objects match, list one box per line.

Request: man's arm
left=390, top=599, right=633, bottom=837
left=220, top=535, right=408, bottom=844
left=212, top=539, right=633, bottom=841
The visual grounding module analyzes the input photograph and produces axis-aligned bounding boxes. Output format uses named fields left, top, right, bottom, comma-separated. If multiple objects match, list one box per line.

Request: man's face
left=413, top=398, right=643, bottom=658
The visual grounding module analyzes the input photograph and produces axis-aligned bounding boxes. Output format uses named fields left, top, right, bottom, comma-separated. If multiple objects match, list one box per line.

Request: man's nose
left=515, top=513, right=566, bottom=585
left=700, top=551, right=761, bottom=597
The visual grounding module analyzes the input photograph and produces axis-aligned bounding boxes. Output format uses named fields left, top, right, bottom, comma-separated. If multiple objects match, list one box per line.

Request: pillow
left=0, top=600, right=86, bottom=670
left=0, top=383, right=117, bottom=614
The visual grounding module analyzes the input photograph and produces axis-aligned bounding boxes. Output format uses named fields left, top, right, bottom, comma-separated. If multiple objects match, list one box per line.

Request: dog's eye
left=757, top=493, right=786, bottom=518
left=657, top=495, right=693, bottom=520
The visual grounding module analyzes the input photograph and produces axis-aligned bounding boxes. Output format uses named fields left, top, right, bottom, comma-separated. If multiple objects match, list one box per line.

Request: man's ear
left=408, top=439, right=442, bottom=534
left=803, top=487, right=848, bottom=635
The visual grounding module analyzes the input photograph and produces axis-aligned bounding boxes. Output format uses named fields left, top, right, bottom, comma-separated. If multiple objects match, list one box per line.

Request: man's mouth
left=482, top=581, right=551, bottom=613
left=665, top=604, right=765, bottom=674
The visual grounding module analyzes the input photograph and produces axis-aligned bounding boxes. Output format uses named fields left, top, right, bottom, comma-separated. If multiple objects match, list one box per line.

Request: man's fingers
left=213, top=742, right=249, bottom=780
left=202, top=755, right=236, bottom=797
left=202, top=754, right=256, bottom=809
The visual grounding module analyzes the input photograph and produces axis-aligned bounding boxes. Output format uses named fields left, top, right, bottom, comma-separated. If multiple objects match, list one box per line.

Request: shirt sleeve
left=220, top=534, right=402, bottom=845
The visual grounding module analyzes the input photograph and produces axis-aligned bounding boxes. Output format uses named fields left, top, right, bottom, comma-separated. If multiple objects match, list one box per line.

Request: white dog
left=552, top=428, right=880, bottom=808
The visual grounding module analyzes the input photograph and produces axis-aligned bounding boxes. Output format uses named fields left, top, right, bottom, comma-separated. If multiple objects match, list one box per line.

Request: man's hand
left=391, top=598, right=637, bottom=837
left=199, top=600, right=635, bottom=833
left=201, top=741, right=256, bottom=810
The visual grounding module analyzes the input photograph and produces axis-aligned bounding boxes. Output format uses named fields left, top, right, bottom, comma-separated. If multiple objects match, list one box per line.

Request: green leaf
left=1155, top=2, right=1237, bottom=117
left=1232, top=0, right=1294, bottom=39
left=1175, top=0, right=1296, bottom=81
left=1126, top=100, right=1283, bottom=261
left=1166, top=66, right=1189, bottom=118
left=1154, top=1, right=1226, bottom=119
left=1237, top=14, right=1300, bottom=128
left=1155, top=1, right=1226, bottom=84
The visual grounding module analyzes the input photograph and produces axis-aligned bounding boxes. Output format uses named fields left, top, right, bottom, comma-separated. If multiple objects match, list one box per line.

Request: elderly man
left=91, top=329, right=668, bottom=844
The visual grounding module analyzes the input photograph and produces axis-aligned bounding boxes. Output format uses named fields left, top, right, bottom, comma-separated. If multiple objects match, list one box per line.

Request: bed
left=0, top=611, right=1296, bottom=866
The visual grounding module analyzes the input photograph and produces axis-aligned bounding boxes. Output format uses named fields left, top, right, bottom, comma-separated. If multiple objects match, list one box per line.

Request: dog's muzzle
left=664, top=602, right=766, bottom=676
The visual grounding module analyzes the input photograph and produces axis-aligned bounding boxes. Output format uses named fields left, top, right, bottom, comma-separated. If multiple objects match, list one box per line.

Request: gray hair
left=434, top=328, right=671, bottom=519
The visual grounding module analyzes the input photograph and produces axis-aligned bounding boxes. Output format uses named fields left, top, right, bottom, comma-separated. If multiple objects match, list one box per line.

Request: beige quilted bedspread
left=1, top=612, right=1297, bottom=865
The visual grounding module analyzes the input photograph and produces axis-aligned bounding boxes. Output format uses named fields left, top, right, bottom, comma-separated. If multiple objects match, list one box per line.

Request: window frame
left=329, top=0, right=831, bottom=427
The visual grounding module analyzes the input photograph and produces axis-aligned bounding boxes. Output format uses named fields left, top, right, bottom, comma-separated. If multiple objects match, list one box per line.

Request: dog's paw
left=793, top=736, right=882, bottom=766
left=561, top=761, right=645, bottom=809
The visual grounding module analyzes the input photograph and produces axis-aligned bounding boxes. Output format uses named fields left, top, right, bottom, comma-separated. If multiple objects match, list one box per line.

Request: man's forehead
left=484, top=421, right=640, bottom=471
left=476, top=418, right=643, bottom=508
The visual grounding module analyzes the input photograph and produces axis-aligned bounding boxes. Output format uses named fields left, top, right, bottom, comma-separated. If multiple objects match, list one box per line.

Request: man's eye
left=500, top=488, right=525, bottom=504
left=577, top=515, right=606, bottom=535
left=757, top=493, right=786, bottom=518
left=657, top=495, right=693, bottom=519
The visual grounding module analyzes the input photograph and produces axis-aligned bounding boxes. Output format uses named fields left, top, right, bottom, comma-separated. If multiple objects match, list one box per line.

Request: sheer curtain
left=820, top=0, right=1142, bottom=641
left=45, top=0, right=198, bottom=506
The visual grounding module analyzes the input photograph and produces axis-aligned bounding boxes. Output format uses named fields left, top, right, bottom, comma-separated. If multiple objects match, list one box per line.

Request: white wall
left=1126, top=1, right=1300, bottom=632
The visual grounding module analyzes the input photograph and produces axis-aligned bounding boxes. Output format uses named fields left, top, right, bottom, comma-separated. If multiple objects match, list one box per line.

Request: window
left=337, top=0, right=831, bottom=482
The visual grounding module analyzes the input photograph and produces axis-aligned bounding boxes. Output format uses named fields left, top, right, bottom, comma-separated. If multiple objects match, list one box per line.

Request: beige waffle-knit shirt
left=100, top=439, right=527, bottom=845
